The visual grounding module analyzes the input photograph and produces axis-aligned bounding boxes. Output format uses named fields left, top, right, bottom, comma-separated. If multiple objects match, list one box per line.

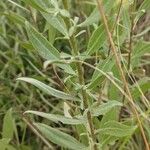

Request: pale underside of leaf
left=25, top=110, right=86, bottom=125
left=17, top=77, right=78, bottom=101
left=90, top=101, right=122, bottom=117
left=34, top=123, right=87, bottom=150
left=96, top=121, right=137, bottom=137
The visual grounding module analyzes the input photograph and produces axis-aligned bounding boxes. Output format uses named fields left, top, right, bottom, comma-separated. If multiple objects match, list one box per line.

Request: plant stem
left=23, top=115, right=55, bottom=150
left=62, top=1, right=98, bottom=149
left=119, top=4, right=134, bottom=120
left=112, top=0, right=123, bottom=34
left=96, top=0, right=149, bottom=149
left=108, top=0, right=123, bottom=55
left=128, top=11, right=134, bottom=71
left=69, top=36, right=98, bottom=150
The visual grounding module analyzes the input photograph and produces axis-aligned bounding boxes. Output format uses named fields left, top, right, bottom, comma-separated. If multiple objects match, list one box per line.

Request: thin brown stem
left=28, top=6, right=37, bottom=26
left=96, top=0, right=149, bottom=149
left=108, top=0, right=123, bottom=55
left=52, top=65, right=69, bottom=92
left=22, top=115, right=55, bottom=150
left=112, top=0, right=123, bottom=33
left=119, top=4, right=134, bottom=121
left=128, top=16, right=134, bottom=71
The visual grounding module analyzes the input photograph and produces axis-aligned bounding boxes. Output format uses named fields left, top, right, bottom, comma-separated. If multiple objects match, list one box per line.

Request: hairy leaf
left=96, top=121, right=137, bottom=137
left=2, top=109, right=14, bottom=139
left=17, top=77, right=78, bottom=101
left=90, top=101, right=122, bottom=117
left=35, top=123, right=87, bottom=150
left=25, top=110, right=86, bottom=125
left=87, top=24, right=106, bottom=55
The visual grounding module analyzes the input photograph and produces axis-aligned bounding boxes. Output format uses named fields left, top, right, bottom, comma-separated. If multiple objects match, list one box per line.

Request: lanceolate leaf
left=26, top=23, right=75, bottom=75
left=24, top=0, right=68, bottom=36
left=4, top=11, right=26, bottom=26
left=45, top=23, right=56, bottom=44
left=17, top=77, right=78, bottom=101
left=0, top=139, right=16, bottom=150
left=34, top=123, right=87, bottom=150
left=138, top=0, right=150, bottom=11
left=119, top=5, right=131, bottom=44
left=78, top=0, right=113, bottom=27
left=87, top=24, right=106, bottom=55
left=41, top=12, right=69, bottom=37
left=0, top=35, right=9, bottom=48
left=78, top=8, right=99, bottom=27
left=135, top=0, right=150, bottom=23
left=132, top=41, right=150, bottom=58
left=2, top=109, right=14, bottom=139
left=91, top=56, right=115, bottom=80
left=131, top=77, right=150, bottom=99
left=25, top=111, right=86, bottom=125
left=26, top=23, right=59, bottom=60
left=132, top=41, right=150, bottom=67
left=87, top=56, right=115, bottom=89
left=96, top=121, right=137, bottom=137
left=23, top=0, right=50, bottom=13
left=90, top=101, right=122, bottom=117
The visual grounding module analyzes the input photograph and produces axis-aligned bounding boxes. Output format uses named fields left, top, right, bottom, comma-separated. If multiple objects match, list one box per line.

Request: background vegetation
left=0, top=0, right=150, bottom=150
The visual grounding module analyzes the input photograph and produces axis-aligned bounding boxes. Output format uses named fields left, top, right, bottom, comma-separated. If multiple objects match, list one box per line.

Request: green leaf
left=24, top=0, right=68, bottom=36
left=131, top=77, right=150, bottom=99
left=4, top=11, right=26, bottom=26
left=0, top=139, right=10, bottom=150
left=132, top=41, right=150, bottom=67
left=0, top=138, right=16, bottom=150
left=2, top=109, right=14, bottom=139
left=26, top=23, right=75, bottom=75
left=99, top=108, right=119, bottom=147
left=19, top=145, right=32, bottom=150
left=25, top=110, right=86, bottom=125
left=87, top=24, right=106, bottom=55
left=22, top=0, right=50, bottom=12
left=44, top=23, right=56, bottom=44
left=87, top=56, right=115, bottom=89
left=132, top=41, right=150, bottom=58
left=34, top=123, right=87, bottom=150
left=121, top=5, right=131, bottom=37
left=3, top=145, right=16, bottom=150
left=96, top=121, right=137, bottom=137
left=59, top=9, right=70, bottom=18
left=118, top=5, right=131, bottom=44
left=135, top=0, right=150, bottom=23
left=26, top=22, right=59, bottom=60
left=139, top=0, right=150, bottom=11
left=41, top=12, right=69, bottom=37
left=78, top=8, right=99, bottom=27
left=90, top=101, right=122, bottom=117
left=78, top=0, right=114, bottom=27
left=23, top=0, right=59, bottom=12
left=0, top=35, right=9, bottom=48
left=17, top=77, right=78, bottom=101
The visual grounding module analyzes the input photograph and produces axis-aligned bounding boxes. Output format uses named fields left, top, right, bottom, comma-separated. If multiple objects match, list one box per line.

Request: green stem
left=62, top=1, right=98, bottom=149
left=70, top=34, right=98, bottom=150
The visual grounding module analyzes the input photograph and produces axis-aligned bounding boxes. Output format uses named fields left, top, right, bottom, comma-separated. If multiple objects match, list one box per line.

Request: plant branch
left=22, top=115, right=55, bottom=150
left=96, top=0, right=149, bottom=149
left=112, top=0, right=123, bottom=33
left=108, top=0, right=123, bottom=55
left=62, top=1, right=98, bottom=149
left=69, top=36, right=98, bottom=150
left=119, top=3, right=134, bottom=121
